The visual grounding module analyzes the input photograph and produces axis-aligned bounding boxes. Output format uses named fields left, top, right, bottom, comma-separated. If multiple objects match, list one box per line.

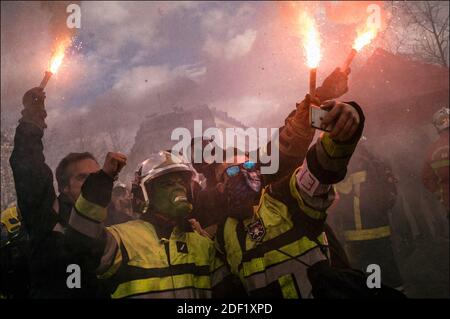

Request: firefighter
left=422, top=107, right=449, bottom=214
left=215, top=99, right=377, bottom=298
left=332, top=143, right=404, bottom=291
left=66, top=151, right=235, bottom=298
left=9, top=87, right=104, bottom=298
left=191, top=67, right=353, bottom=240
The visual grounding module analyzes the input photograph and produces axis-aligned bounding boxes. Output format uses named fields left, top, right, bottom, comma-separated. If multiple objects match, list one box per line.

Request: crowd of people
left=1, top=66, right=448, bottom=299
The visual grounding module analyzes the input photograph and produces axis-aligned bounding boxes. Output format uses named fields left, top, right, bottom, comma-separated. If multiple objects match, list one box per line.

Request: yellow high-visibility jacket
left=69, top=172, right=228, bottom=299
left=216, top=102, right=364, bottom=298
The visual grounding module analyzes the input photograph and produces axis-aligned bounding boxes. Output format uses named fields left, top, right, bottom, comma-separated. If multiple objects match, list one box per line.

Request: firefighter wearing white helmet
left=136, top=151, right=195, bottom=214
left=432, top=107, right=450, bottom=132
left=67, top=151, right=231, bottom=298
left=422, top=107, right=449, bottom=213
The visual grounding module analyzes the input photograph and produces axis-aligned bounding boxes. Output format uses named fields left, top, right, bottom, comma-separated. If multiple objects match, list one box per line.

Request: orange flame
left=352, top=26, right=378, bottom=52
left=298, top=11, right=321, bottom=68
left=48, top=39, right=71, bottom=74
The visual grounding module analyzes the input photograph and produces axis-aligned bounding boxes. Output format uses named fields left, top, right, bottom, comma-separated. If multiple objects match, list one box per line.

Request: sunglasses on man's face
left=225, top=161, right=257, bottom=177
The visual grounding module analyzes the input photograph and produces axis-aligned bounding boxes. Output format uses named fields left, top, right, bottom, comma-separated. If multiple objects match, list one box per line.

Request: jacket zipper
left=162, top=238, right=176, bottom=297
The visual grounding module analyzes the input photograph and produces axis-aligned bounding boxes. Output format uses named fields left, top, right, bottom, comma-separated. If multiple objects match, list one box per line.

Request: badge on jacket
left=176, top=241, right=189, bottom=253
left=246, top=218, right=266, bottom=242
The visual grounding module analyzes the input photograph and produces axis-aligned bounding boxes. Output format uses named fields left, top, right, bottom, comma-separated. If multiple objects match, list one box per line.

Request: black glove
left=307, top=260, right=406, bottom=299
left=20, top=87, right=47, bottom=129
left=316, top=67, right=350, bottom=102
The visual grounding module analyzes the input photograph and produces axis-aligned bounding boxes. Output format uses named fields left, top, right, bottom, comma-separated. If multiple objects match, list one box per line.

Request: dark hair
left=55, top=152, right=98, bottom=193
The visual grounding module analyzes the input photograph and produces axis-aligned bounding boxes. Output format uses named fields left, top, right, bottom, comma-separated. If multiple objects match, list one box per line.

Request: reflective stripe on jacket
left=69, top=171, right=227, bottom=299
left=219, top=172, right=329, bottom=298
left=104, top=220, right=225, bottom=299
left=217, top=103, right=365, bottom=298
left=334, top=144, right=398, bottom=242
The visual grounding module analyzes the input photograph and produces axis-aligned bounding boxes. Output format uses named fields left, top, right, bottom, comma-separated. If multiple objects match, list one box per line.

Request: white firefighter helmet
left=432, top=107, right=449, bottom=132
left=134, top=151, right=194, bottom=213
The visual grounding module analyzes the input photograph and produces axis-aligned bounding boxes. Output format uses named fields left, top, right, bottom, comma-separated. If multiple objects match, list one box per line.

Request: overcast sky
left=1, top=1, right=383, bottom=133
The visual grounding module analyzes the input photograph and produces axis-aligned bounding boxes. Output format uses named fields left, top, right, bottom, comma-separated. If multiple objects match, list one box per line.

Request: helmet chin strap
left=140, top=179, right=151, bottom=213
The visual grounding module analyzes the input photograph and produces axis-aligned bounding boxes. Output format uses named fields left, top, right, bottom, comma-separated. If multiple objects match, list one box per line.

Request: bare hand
left=102, top=152, right=127, bottom=179
left=321, top=100, right=360, bottom=142
left=317, top=67, right=350, bottom=102
left=188, top=218, right=212, bottom=239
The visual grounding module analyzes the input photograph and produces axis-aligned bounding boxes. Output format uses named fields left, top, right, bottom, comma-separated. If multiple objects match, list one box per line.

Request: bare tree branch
left=388, top=1, right=449, bottom=66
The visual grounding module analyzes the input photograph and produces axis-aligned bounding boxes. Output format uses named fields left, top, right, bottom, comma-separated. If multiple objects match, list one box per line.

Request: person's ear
left=63, top=185, right=70, bottom=196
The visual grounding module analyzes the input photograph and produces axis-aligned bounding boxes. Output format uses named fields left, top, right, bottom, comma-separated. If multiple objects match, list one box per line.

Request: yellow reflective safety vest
left=1, top=206, right=22, bottom=248
left=1, top=206, right=21, bottom=235
left=335, top=159, right=395, bottom=242
left=100, top=219, right=226, bottom=299
left=217, top=172, right=329, bottom=299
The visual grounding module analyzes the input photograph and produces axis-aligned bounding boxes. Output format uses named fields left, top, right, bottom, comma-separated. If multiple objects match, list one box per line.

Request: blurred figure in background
left=0, top=205, right=29, bottom=298
left=422, top=107, right=449, bottom=217
left=104, top=182, right=137, bottom=226
left=189, top=138, right=227, bottom=234
left=331, top=143, right=404, bottom=291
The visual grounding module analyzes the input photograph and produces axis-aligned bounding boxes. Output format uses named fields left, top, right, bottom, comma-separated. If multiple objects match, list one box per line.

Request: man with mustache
left=9, top=87, right=104, bottom=298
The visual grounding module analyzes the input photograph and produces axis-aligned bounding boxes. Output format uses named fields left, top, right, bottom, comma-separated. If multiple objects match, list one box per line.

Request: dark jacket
left=10, top=122, right=102, bottom=298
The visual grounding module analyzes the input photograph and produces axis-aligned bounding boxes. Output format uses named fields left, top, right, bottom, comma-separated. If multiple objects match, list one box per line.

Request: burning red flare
left=343, top=25, right=379, bottom=71
left=297, top=11, right=321, bottom=96
left=40, top=38, right=72, bottom=89
left=353, top=26, right=378, bottom=52
left=49, top=39, right=71, bottom=74
left=298, top=11, right=322, bottom=69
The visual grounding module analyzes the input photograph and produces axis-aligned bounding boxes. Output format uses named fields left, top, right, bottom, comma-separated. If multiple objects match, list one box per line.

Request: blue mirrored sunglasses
left=225, top=161, right=257, bottom=177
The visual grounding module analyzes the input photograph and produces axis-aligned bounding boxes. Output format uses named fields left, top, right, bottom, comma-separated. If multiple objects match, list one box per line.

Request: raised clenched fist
left=316, top=67, right=350, bottom=102
left=20, top=87, right=47, bottom=129
left=102, top=152, right=127, bottom=179
left=23, top=87, right=46, bottom=109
